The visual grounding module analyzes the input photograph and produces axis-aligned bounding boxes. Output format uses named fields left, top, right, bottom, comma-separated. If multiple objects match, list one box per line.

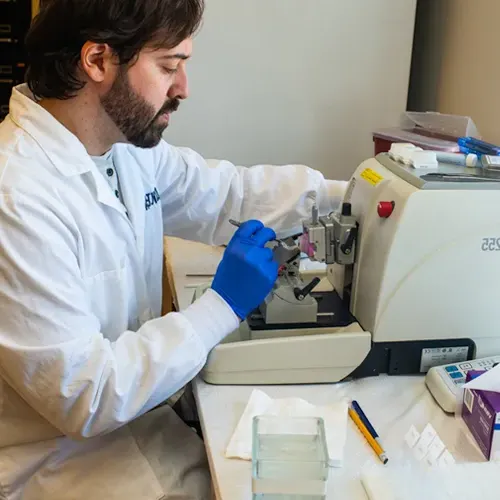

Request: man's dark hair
left=25, top=0, right=204, bottom=100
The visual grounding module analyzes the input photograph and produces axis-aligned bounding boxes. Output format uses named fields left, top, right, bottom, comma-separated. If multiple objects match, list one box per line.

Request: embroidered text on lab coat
left=145, top=188, right=160, bottom=211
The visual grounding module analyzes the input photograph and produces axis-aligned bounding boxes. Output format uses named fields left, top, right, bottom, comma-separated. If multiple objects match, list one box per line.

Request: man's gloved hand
left=211, top=220, right=279, bottom=320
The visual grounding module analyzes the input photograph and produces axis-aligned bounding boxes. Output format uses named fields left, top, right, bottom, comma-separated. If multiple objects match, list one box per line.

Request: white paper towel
left=225, top=389, right=348, bottom=467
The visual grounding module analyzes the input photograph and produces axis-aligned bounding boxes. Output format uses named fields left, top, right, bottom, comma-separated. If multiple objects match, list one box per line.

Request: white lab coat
left=0, top=85, right=347, bottom=500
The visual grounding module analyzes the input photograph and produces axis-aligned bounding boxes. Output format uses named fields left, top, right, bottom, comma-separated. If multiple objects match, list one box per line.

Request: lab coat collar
left=9, top=85, right=127, bottom=215
left=9, top=85, right=94, bottom=177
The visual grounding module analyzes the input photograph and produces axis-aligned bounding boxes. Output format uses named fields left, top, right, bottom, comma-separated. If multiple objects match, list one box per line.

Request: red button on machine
left=377, top=201, right=395, bottom=218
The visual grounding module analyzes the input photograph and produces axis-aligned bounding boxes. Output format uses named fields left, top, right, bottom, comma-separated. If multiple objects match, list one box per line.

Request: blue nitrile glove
left=211, top=220, right=279, bottom=320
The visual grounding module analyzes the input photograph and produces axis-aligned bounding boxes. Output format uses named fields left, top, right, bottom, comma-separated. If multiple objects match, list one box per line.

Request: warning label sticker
left=360, top=168, right=383, bottom=186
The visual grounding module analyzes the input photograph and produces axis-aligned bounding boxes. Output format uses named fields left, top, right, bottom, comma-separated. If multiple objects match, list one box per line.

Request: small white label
left=464, top=388, right=475, bottom=413
left=413, top=424, right=437, bottom=461
left=426, top=436, right=446, bottom=465
left=413, top=443, right=429, bottom=462
left=438, top=449, right=456, bottom=466
left=404, top=425, right=421, bottom=449
left=420, top=346, right=469, bottom=372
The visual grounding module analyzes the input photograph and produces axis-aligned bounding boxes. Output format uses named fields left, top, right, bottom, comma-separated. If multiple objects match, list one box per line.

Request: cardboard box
left=462, top=376, right=500, bottom=461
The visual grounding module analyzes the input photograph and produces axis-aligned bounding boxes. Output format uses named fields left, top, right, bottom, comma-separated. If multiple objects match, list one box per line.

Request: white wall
left=165, top=0, right=417, bottom=180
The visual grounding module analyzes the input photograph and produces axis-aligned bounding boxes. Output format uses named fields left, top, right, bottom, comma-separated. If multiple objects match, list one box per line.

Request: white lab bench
left=164, top=237, right=484, bottom=500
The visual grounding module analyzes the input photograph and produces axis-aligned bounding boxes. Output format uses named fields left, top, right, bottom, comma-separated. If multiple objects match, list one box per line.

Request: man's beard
left=101, top=68, right=179, bottom=149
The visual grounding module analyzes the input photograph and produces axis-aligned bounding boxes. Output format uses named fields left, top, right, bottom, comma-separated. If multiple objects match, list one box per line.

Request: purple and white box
left=462, top=374, right=500, bottom=461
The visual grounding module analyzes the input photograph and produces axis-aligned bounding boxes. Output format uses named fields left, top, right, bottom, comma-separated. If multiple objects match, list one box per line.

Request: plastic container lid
left=373, top=127, right=460, bottom=153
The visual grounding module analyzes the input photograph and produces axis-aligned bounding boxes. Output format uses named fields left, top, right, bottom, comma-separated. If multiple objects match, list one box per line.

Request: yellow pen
left=348, top=407, right=388, bottom=464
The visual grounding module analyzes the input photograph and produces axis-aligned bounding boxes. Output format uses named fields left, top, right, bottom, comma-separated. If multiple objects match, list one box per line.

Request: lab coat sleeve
left=154, top=141, right=348, bottom=245
left=0, top=192, right=239, bottom=439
